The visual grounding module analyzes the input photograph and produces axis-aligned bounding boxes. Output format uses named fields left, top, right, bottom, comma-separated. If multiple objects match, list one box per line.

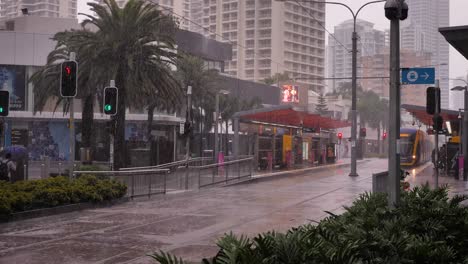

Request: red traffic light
left=65, top=66, right=72, bottom=76
left=383, top=132, right=387, bottom=139
left=337, top=132, right=343, bottom=139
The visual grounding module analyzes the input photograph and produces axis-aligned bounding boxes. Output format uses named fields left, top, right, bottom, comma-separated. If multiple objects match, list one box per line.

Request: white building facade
left=0, top=0, right=77, bottom=21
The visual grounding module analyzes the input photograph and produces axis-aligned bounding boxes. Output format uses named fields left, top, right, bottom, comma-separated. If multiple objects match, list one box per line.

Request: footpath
left=1, top=159, right=452, bottom=264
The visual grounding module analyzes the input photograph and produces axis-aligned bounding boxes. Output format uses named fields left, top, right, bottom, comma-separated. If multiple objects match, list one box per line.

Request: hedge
left=150, top=185, right=468, bottom=264
left=0, top=175, right=127, bottom=219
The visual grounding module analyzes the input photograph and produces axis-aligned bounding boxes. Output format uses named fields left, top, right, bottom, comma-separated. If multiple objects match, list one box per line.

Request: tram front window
left=400, top=137, right=414, bottom=157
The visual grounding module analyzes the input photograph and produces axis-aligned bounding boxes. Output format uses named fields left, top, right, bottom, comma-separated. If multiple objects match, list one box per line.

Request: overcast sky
left=78, top=0, right=468, bottom=80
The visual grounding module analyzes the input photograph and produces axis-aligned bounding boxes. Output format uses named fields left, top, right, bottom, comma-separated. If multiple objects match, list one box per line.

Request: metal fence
left=193, top=157, right=254, bottom=188
left=73, top=169, right=169, bottom=198
left=69, top=156, right=254, bottom=198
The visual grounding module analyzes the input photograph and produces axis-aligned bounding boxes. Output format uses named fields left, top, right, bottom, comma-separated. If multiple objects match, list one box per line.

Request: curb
left=3, top=197, right=130, bottom=223
left=226, top=159, right=372, bottom=187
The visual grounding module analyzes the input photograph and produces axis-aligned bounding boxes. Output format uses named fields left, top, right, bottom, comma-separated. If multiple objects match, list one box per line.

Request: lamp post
left=451, top=81, right=468, bottom=181
left=214, top=90, right=230, bottom=163
left=276, top=0, right=385, bottom=177
left=385, top=0, right=408, bottom=207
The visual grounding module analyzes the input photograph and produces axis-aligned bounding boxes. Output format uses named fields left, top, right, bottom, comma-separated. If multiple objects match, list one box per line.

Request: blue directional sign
left=401, top=68, right=435, bottom=85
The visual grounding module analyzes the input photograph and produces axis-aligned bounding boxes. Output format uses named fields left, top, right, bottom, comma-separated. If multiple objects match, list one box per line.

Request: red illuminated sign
left=282, top=85, right=299, bottom=103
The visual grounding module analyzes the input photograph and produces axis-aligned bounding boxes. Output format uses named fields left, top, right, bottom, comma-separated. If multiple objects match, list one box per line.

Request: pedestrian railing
left=119, top=157, right=213, bottom=171
left=192, top=157, right=254, bottom=188
left=73, top=169, right=169, bottom=198
left=71, top=156, right=254, bottom=198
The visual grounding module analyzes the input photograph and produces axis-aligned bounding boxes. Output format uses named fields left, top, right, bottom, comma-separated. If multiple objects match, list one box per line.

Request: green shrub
left=150, top=185, right=468, bottom=264
left=0, top=175, right=127, bottom=219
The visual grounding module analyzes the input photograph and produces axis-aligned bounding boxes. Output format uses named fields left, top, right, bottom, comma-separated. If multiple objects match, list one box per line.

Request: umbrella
left=0, top=145, right=28, bottom=160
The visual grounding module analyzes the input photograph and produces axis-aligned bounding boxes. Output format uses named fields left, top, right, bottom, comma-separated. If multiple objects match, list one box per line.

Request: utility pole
left=68, top=52, right=76, bottom=178
left=385, top=0, right=408, bottom=207
left=464, top=86, right=468, bottom=181
left=434, top=80, right=440, bottom=188
left=185, top=85, right=192, bottom=190
left=349, top=29, right=358, bottom=177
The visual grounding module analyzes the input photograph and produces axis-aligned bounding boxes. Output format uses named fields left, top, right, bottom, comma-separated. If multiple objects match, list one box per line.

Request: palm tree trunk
left=114, top=69, right=127, bottom=170
left=147, top=104, right=155, bottom=142
left=82, top=94, right=94, bottom=148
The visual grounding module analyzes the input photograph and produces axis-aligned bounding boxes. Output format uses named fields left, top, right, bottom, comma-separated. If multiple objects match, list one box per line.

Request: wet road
left=1, top=159, right=388, bottom=263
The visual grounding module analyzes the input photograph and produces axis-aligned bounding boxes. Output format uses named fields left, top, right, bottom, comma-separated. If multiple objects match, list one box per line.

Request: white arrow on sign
left=422, top=72, right=430, bottom=80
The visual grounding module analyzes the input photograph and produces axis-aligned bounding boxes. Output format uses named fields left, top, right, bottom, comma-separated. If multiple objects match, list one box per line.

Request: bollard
left=24, top=164, right=27, bottom=180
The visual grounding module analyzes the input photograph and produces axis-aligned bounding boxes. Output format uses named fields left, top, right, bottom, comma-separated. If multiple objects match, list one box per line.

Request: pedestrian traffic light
left=103, top=86, right=118, bottom=115
left=383, top=132, right=387, bottom=140
left=60, top=60, right=78, bottom=97
left=360, top=127, right=367, bottom=138
left=426, top=86, right=440, bottom=115
left=0, top=90, right=9, bottom=117
left=337, top=132, right=343, bottom=139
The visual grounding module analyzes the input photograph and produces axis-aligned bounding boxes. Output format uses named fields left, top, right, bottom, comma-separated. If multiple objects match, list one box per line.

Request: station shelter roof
left=233, top=105, right=350, bottom=130
left=439, top=26, right=468, bottom=60
left=402, top=104, right=460, bottom=127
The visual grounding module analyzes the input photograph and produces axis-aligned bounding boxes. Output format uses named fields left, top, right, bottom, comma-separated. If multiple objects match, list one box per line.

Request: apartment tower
left=0, top=0, right=77, bottom=20
left=200, top=0, right=326, bottom=93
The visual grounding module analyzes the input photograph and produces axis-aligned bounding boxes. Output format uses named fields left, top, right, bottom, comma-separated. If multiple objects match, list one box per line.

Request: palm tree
left=78, top=0, right=182, bottom=169
left=30, top=30, right=106, bottom=154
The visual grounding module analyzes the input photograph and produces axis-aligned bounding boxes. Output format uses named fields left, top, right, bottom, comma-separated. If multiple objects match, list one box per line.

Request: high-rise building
left=405, top=0, right=450, bottom=108
left=361, top=48, right=432, bottom=106
left=327, top=19, right=385, bottom=93
left=107, top=0, right=191, bottom=30
left=0, top=0, right=77, bottom=21
left=189, top=0, right=203, bottom=34
left=199, top=0, right=326, bottom=98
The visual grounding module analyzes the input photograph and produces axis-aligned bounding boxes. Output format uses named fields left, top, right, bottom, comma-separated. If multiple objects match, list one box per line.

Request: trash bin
left=372, top=171, right=388, bottom=193
left=80, top=147, right=92, bottom=165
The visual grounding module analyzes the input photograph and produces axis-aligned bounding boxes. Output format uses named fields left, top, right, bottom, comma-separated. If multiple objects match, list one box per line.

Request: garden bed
left=0, top=175, right=127, bottom=221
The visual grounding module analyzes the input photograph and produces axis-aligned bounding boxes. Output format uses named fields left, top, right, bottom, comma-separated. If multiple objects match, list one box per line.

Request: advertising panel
left=281, top=84, right=299, bottom=103
left=0, top=65, right=26, bottom=111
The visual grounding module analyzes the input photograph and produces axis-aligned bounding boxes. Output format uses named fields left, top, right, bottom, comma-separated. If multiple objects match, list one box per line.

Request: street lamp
left=214, top=89, right=230, bottom=162
left=385, top=0, right=408, bottom=207
left=451, top=81, right=468, bottom=180
left=276, top=0, right=386, bottom=177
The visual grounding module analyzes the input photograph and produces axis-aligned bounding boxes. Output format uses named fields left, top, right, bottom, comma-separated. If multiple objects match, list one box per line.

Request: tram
left=400, top=128, right=432, bottom=167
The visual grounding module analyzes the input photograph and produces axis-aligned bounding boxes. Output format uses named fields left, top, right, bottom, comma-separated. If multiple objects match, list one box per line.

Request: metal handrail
left=74, top=169, right=170, bottom=175
left=119, top=157, right=212, bottom=171
left=188, top=157, right=254, bottom=170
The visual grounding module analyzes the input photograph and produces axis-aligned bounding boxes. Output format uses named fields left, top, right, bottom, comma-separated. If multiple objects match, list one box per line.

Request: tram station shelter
left=231, top=105, right=350, bottom=170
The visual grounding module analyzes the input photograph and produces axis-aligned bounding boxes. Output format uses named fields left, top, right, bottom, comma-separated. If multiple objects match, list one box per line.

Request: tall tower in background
left=105, top=0, right=191, bottom=30
left=327, top=19, right=385, bottom=93
left=0, top=0, right=77, bottom=21
left=405, top=0, right=450, bottom=108
left=199, top=0, right=326, bottom=93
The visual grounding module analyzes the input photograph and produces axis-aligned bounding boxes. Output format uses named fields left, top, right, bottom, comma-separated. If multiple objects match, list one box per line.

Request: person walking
left=0, top=153, right=16, bottom=182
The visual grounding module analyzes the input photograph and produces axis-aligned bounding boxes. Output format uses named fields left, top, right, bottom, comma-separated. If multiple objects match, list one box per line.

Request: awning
left=233, top=105, right=350, bottom=130
left=402, top=104, right=459, bottom=126
left=439, top=25, right=468, bottom=60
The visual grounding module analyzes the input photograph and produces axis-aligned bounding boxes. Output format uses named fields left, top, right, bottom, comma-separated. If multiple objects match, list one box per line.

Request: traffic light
left=426, top=86, right=440, bottom=115
left=0, top=90, right=9, bottom=117
left=60, top=60, right=78, bottom=97
left=183, top=121, right=192, bottom=136
left=360, top=127, right=367, bottom=138
left=103, top=86, right=118, bottom=115
left=433, top=115, right=443, bottom=132
left=383, top=132, right=387, bottom=140
left=337, top=132, right=343, bottom=139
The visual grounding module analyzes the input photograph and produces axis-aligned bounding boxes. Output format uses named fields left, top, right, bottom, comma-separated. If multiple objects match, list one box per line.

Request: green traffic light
left=0, top=107, right=3, bottom=113
left=104, top=104, right=112, bottom=111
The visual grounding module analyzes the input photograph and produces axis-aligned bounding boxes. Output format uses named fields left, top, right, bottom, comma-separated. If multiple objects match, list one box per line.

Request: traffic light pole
left=388, top=12, right=401, bottom=207
left=109, top=80, right=115, bottom=171
left=68, top=52, right=76, bottom=179
left=185, top=86, right=192, bottom=190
